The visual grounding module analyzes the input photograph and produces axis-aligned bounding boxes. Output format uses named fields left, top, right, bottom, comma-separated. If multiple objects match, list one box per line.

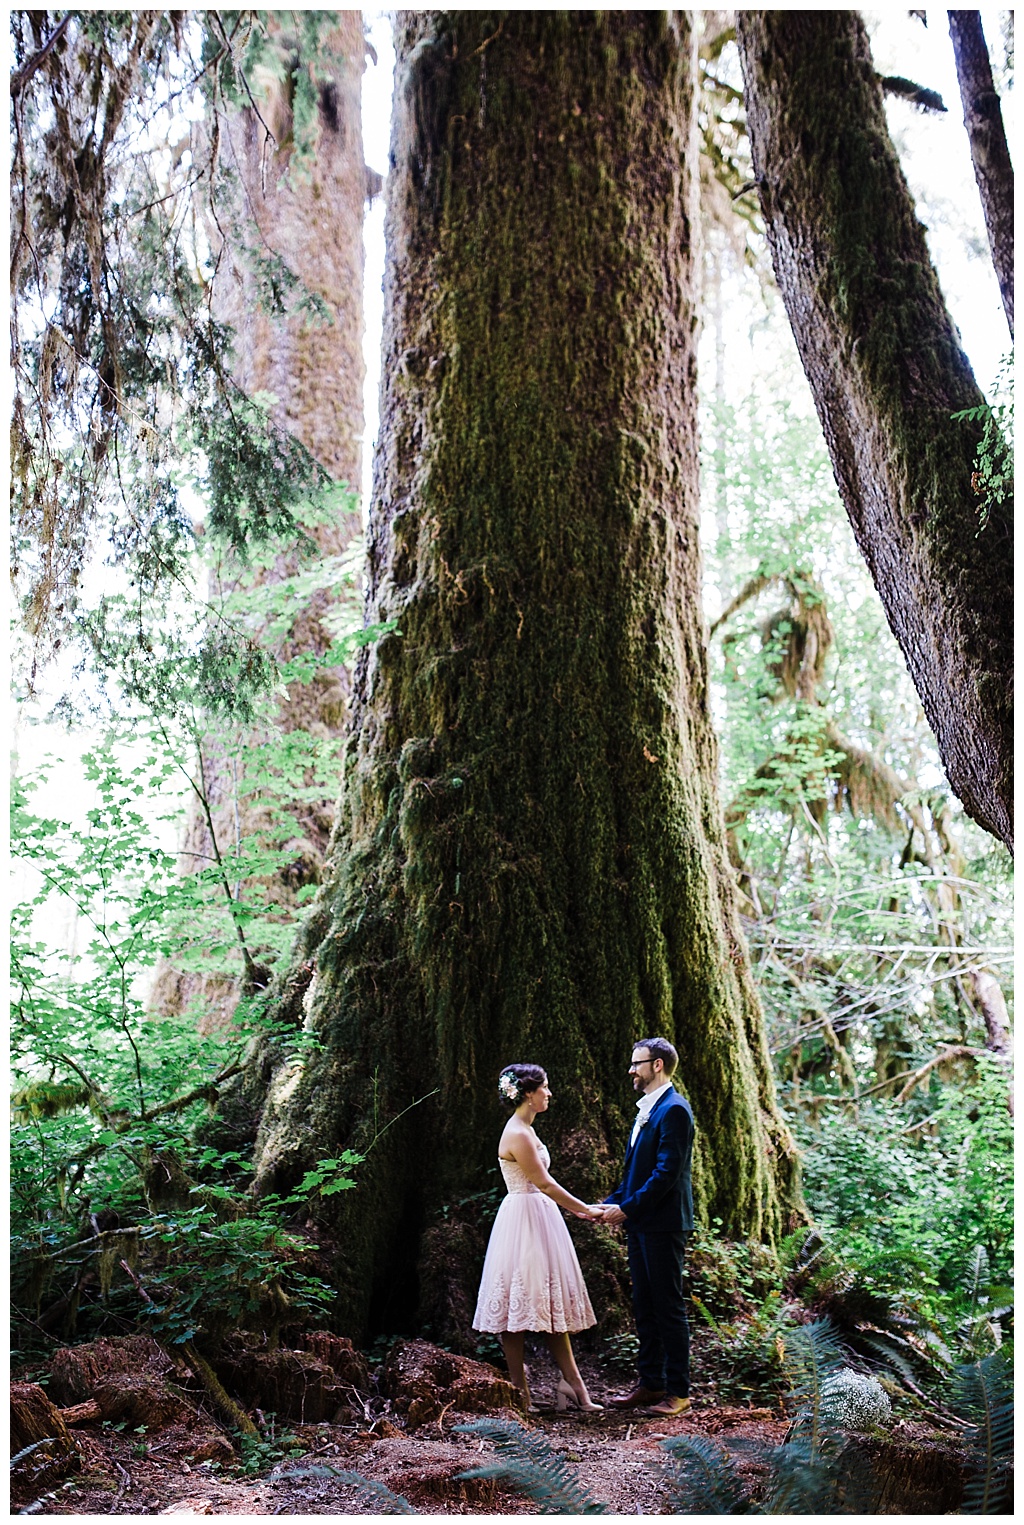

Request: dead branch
left=181, top=1341, right=258, bottom=1436
left=894, top=1045, right=985, bottom=1103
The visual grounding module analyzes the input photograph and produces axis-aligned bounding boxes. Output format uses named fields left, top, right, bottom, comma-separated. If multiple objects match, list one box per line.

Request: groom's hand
left=601, top=1204, right=627, bottom=1226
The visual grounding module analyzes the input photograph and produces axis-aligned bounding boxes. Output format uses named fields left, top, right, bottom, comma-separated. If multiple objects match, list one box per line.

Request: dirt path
left=16, top=1346, right=968, bottom=1515
left=24, top=1358, right=789, bottom=1517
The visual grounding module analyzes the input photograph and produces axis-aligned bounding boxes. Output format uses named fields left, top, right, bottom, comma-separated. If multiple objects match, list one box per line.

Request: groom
left=599, top=1037, right=694, bottom=1416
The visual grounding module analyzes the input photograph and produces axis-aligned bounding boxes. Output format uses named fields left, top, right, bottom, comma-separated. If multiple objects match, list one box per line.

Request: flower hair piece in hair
left=498, top=1071, right=521, bottom=1103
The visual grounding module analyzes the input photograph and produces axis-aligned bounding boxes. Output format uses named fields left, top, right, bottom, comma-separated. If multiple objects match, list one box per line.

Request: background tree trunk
left=151, top=13, right=368, bottom=1030
left=247, top=9, right=799, bottom=1339
left=947, top=10, right=1014, bottom=338
left=736, top=10, right=1013, bottom=854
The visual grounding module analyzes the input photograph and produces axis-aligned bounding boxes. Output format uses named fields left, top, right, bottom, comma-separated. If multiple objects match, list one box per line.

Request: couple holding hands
left=472, top=1038, right=694, bottom=1416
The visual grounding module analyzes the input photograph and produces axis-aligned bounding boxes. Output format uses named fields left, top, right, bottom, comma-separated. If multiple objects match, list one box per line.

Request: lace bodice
left=499, top=1141, right=550, bottom=1194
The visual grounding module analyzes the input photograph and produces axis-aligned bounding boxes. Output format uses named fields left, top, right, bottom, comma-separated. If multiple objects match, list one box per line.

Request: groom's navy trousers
left=605, top=1087, right=695, bottom=1399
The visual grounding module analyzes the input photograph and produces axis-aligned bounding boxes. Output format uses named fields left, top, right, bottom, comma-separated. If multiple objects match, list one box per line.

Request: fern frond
left=763, top=1438, right=835, bottom=1514
left=854, top=1328, right=937, bottom=1386
left=457, top=1458, right=607, bottom=1514
left=659, top=1434, right=749, bottom=1513
left=769, top=1434, right=881, bottom=1515
left=849, top=1245, right=932, bottom=1281
left=10, top=1439, right=56, bottom=1470
left=953, top=1351, right=1013, bottom=1514
left=779, top=1228, right=812, bottom=1270
left=274, top=1464, right=418, bottom=1513
left=691, top=1293, right=724, bottom=1334
left=453, top=1416, right=560, bottom=1467
left=783, top=1318, right=845, bottom=1445
left=454, top=1419, right=606, bottom=1514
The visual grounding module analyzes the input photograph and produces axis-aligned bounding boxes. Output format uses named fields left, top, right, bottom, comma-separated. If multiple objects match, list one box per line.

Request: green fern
left=763, top=1437, right=834, bottom=1514
left=853, top=1327, right=942, bottom=1388
left=659, top=1435, right=750, bottom=1513
left=10, top=1439, right=56, bottom=1471
left=953, top=1350, right=1013, bottom=1514
left=454, top=1418, right=608, bottom=1514
left=767, top=1434, right=881, bottom=1515
left=273, top=1464, right=418, bottom=1512
left=783, top=1318, right=846, bottom=1448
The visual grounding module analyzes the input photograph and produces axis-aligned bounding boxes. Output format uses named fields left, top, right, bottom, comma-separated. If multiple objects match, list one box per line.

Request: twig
left=436, top=1398, right=456, bottom=1432
left=893, top=1045, right=981, bottom=1103
left=119, top=1257, right=155, bottom=1303
left=141, top=1062, right=244, bottom=1121
left=10, top=15, right=71, bottom=99
left=472, top=20, right=504, bottom=54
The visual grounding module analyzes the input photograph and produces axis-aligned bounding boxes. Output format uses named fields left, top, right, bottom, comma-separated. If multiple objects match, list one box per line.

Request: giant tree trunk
left=948, top=10, right=1014, bottom=338
left=152, top=13, right=367, bottom=1030
left=249, top=10, right=799, bottom=1339
left=736, top=11, right=1013, bottom=853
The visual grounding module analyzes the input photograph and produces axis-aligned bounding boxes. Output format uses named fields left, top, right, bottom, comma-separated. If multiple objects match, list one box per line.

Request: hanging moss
left=246, top=11, right=800, bottom=1339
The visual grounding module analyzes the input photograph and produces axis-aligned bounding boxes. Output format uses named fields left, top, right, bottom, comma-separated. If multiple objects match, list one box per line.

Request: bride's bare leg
left=544, top=1332, right=599, bottom=1409
left=500, top=1331, right=529, bottom=1404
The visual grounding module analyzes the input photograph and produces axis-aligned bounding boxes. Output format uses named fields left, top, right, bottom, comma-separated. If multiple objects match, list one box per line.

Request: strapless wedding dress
left=472, top=1141, right=596, bottom=1334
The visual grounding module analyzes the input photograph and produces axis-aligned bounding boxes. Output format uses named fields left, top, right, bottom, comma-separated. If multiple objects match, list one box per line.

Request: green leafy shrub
left=797, top=1072, right=1013, bottom=1365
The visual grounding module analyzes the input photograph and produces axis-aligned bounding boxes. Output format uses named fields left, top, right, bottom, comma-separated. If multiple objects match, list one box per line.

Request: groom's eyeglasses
left=629, top=1059, right=655, bottom=1071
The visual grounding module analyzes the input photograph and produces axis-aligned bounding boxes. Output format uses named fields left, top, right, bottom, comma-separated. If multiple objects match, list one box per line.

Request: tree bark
left=948, top=10, right=1014, bottom=338
left=151, top=13, right=368, bottom=1030
left=248, top=10, right=799, bottom=1338
left=736, top=11, right=1013, bottom=854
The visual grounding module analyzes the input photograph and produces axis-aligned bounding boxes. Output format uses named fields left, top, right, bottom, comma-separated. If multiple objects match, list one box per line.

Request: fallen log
left=58, top=1399, right=102, bottom=1426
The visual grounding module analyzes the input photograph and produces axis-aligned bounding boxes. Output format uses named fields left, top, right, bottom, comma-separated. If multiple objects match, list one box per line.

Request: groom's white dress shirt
left=629, top=1080, right=673, bottom=1148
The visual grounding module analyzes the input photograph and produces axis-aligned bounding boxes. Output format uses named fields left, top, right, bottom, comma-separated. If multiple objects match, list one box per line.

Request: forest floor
left=22, top=1363, right=788, bottom=1517
left=14, top=1341, right=966, bottom=1517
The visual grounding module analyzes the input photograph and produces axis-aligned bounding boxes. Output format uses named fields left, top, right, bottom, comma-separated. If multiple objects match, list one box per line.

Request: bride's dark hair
left=497, top=1063, right=547, bottom=1106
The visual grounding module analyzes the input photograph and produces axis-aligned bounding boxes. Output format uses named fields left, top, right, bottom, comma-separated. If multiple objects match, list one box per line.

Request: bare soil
left=19, top=1401, right=787, bottom=1515
left=12, top=1348, right=966, bottom=1515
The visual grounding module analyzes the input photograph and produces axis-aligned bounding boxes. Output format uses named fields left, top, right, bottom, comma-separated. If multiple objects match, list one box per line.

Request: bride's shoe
left=555, top=1377, right=603, bottom=1413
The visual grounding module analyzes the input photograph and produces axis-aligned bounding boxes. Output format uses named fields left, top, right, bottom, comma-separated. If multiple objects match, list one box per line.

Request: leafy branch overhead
left=10, top=10, right=342, bottom=673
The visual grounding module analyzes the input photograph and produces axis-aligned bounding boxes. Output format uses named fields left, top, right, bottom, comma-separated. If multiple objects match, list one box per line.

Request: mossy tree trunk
left=948, top=10, right=1014, bottom=338
left=152, top=13, right=367, bottom=1030
left=736, top=10, right=1013, bottom=853
left=250, top=10, right=799, bottom=1338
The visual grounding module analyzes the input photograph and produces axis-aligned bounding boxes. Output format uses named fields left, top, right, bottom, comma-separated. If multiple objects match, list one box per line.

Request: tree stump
left=381, top=1339, right=527, bottom=1427
left=11, top=1382, right=81, bottom=1488
left=209, top=1346, right=348, bottom=1423
left=860, top=1426, right=973, bottom=1513
left=48, top=1334, right=177, bottom=1405
left=298, top=1331, right=371, bottom=1390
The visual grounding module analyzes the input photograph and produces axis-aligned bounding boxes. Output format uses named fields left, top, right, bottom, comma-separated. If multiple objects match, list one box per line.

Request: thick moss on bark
left=737, top=11, right=1013, bottom=852
left=251, top=11, right=798, bottom=1337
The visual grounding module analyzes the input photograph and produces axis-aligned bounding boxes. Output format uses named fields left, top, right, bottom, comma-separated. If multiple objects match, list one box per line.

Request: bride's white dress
left=472, top=1141, right=596, bottom=1334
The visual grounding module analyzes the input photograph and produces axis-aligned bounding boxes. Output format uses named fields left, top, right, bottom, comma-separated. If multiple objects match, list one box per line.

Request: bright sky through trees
left=13, top=8, right=1013, bottom=958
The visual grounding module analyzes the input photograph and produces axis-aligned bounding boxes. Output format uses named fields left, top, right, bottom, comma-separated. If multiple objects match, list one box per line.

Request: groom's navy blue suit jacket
left=605, top=1086, right=694, bottom=1233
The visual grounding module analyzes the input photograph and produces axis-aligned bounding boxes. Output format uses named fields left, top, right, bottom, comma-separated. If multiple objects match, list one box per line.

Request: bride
left=472, top=1063, right=602, bottom=1412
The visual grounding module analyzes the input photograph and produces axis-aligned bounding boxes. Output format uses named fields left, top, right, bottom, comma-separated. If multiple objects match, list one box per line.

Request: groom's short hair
left=635, top=1036, right=678, bottom=1077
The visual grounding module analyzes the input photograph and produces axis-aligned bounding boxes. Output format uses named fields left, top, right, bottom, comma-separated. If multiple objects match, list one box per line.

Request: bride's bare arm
left=505, top=1129, right=601, bottom=1217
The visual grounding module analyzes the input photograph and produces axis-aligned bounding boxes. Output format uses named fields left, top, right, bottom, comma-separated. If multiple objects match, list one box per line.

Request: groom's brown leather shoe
left=606, top=1385, right=666, bottom=1409
left=645, top=1395, right=691, bottom=1416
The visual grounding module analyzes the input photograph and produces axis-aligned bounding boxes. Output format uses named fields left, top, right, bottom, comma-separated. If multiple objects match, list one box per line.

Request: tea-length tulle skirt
left=472, top=1192, right=596, bottom=1334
